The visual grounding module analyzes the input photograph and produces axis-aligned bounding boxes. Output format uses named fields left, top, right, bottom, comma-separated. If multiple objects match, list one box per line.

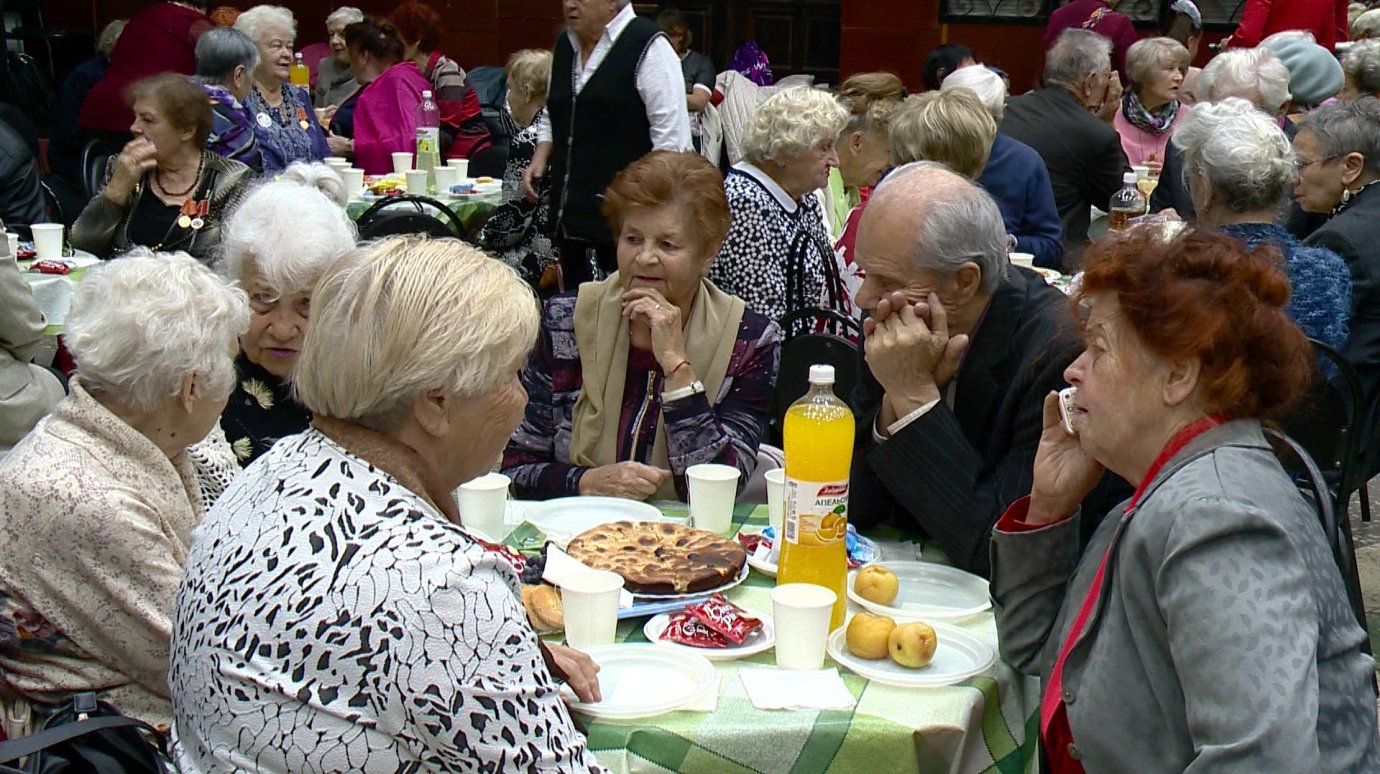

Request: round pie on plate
left=566, top=521, right=746, bottom=595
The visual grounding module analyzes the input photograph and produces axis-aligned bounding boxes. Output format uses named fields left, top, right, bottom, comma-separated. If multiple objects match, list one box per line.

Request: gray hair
left=294, top=237, right=540, bottom=431
left=1044, top=29, right=1112, bottom=89
left=97, top=19, right=126, bottom=58
left=280, top=161, right=350, bottom=206
left=872, top=161, right=1008, bottom=294
left=1354, top=9, right=1380, bottom=39
left=325, top=6, right=364, bottom=29
left=1299, top=96, right=1380, bottom=176
left=194, top=27, right=261, bottom=85
left=219, top=180, right=357, bottom=298
left=1343, top=40, right=1380, bottom=96
left=1125, top=37, right=1190, bottom=89
left=941, top=65, right=1007, bottom=120
left=65, top=250, right=249, bottom=412
left=234, top=5, right=297, bottom=45
left=1172, top=97, right=1294, bottom=213
left=741, top=86, right=849, bottom=166
left=1197, top=48, right=1291, bottom=113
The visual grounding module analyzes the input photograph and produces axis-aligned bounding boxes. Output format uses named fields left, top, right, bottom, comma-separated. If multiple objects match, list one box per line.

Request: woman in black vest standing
left=520, top=0, right=691, bottom=289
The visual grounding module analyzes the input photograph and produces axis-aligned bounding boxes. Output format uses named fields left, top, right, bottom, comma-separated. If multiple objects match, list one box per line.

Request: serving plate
left=846, top=561, right=991, bottom=622
left=522, top=496, right=670, bottom=547
left=564, top=644, right=716, bottom=719
left=631, top=561, right=749, bottom=601
left=825, top=616, right=995, bottom=688
left=643, top=607, right=774, bottom=660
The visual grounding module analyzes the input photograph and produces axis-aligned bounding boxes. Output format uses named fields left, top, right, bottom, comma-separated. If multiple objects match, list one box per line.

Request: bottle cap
left=422, top=90, right=433, bottom=98
left=1123, top=172, right=1138, bottom=184
left=808, top=364, right=836, bottom=384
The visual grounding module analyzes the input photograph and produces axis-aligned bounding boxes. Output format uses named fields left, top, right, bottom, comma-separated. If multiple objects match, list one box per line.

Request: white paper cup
left=446, top=158, right=470, bottom=178
left=341, top=167, right=364, bottom=195
left=1131, top=164, right=1150, bottom=181
left=31, top=223, right=63, bottom=260
left=405, top=169, right=430, bottom=194
left=765, top=468, right=786, bottom=532
left=392, top=152, right=414, bottom=174
left=771, top=583, right=837, bottom=670
left=457, top=472, right=509, bottom=540
left=323, top=156, right=349, bottom=168
left=433, top=165, right=459, bottom=192
left=562, top=570, right=624, bottom=650
left=687, top=463, right=739, bottom=536
left=1009, top=252, right=1035, bottom=269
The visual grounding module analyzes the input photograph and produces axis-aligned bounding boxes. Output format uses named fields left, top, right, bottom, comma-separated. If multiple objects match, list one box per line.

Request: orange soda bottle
left=778, top=364, right=854, bottom=630
left=289, top=53, right=310, bottom=88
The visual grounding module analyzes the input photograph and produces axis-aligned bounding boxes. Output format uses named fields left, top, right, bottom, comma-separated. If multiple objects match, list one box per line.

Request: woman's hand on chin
left=579, top=462, right=671, bottom=501
left=622, top=287, right=688, bottom=370
left=1027, top=391, right=1104, bottom=526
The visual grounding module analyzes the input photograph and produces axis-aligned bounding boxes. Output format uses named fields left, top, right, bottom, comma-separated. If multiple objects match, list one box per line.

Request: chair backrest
left=778, top=307, right=861, bottom=342
left=1279, top=339, right=1363, bottom=507
left=355, top=194, right=461, bottom=240
left=770, top=330, right=859, bottom=445
left=79, top=139, right=114, bottom=201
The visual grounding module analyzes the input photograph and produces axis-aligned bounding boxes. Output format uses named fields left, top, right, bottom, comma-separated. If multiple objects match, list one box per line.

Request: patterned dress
left=170, top=428, right=605, bottom=772
left=244, top=83, right=329, bottom=174
left=476, top=106, right=556, bottom=288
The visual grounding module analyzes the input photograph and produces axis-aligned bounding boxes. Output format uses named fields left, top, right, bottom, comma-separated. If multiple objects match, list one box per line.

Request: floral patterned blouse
left=221, top=354, right=311, bottom=465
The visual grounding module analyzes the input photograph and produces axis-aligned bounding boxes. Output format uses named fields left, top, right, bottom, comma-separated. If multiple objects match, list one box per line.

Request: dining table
left=18, top=250, right=99, bottom=335
left=501, top=500, right=1039, bottom=774
left=344, top=188, right=502, bottom=237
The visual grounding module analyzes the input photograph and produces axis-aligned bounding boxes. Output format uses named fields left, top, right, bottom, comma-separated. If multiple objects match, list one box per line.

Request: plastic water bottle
left=1108, top=172, right=1146, bottom=231
left=288, top=52, right=310, bottom=88
left=415, top=90, right=441, bottom=192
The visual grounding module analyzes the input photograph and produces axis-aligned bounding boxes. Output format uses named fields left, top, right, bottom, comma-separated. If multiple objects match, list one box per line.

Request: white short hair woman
left=316, top=5, right=364, bottom=110
left=1341, top=39, right=1380, bottom=100
left=942, top=65, right=1007, bottom=120
left=0, top=250, right=247, bottom=729
left=234, top=5, right=329, bottom=172
left=171, top=236, right=605, bottom=773
left=709, top=86, right=850, bottom=328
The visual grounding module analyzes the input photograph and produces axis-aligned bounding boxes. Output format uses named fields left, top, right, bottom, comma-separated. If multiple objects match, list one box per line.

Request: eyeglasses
left=1297, top=154, right=1344, bottom=172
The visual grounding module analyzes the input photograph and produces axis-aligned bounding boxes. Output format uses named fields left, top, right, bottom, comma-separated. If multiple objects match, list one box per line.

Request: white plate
left=847, top=561, right=991, bottom=621
left=565, top=644, right=717, bottom=719
left=632, top=560, right=749, bottom=601
left=522, top=496, right=670, bottom=547
left=643, top=607, right=774, bottom=660
left=826, top=616, right=996, bottom=688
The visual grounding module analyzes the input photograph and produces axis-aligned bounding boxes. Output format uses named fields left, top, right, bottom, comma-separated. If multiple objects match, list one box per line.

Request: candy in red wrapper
left=659, top=611, right=730, bottom=648
left=29, top=260, right=70, bottom=275
left=686, top=593, right=762, bottom=645
left=737, top=532, right=766, bottom=553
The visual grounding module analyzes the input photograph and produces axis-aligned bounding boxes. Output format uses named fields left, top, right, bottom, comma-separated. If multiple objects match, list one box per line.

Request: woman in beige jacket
left=0, top=250, right=247, bottom=730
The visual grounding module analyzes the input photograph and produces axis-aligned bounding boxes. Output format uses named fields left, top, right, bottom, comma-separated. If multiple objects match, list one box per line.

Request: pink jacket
left=353, top=61, right=431, bottom=175
left=1113, top=104, right=1189, bottom=168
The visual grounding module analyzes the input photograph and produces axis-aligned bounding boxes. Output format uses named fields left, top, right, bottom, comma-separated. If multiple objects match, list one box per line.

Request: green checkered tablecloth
left=518, top=503, right=1039, bottom=774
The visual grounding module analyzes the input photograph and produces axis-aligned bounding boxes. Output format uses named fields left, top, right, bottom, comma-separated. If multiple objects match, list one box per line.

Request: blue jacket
left=979, top=133, right=1064, bottom=270
left=1221, top=222, right=1351, bottom=353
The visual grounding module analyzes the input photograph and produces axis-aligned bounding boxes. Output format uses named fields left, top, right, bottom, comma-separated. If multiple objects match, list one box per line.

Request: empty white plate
left=826, top=616, right=996, bottom=688
left=846, top=561, right=991, bottom=621
left=522, top=496, right=669, bottom=547
left=643, top=607, right=775, bottom=661
left=565, top=644, right=717, bottom=719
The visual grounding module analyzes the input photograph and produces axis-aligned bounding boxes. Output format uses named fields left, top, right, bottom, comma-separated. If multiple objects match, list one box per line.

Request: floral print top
left=221, top=354, right=311, bottom=465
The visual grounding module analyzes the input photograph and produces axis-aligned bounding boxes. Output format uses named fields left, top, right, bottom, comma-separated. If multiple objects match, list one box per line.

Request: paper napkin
left=737, top=667, right=856, bottom=711
left=542, top=543, right=636, bottom=609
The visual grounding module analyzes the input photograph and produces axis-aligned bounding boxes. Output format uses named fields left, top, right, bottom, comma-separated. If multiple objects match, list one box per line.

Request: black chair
left=1351, top=385, right=1380, bottom=522
left=79, top=138, right=115, bottom=201
left=1279, top=340, right=1364, bottom=518
left=39, top=178, right=62, bottom=224
left=355, top=194, right=462, bottom=240
left=769, top=309, right=862, bottom=445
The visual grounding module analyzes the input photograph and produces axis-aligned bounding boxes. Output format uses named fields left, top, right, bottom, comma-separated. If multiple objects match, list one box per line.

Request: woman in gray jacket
left=991, top=226, right=1379, bottom=772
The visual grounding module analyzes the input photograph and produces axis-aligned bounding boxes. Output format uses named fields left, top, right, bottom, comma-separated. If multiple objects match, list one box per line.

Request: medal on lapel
left=297, top=106, right=309, bottom=131
left=190, top=199, right=209, bottom=230
left=256, top=112, right=272, bottom=128
left=177, top=200, right=196, bottom=229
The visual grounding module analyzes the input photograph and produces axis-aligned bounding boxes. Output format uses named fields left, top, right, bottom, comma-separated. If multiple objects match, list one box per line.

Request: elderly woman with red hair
left=388, top=0, right=498, bottom=175
left=992, top=227, right=1380, bottom=771
left=503, top=150, right=781, bottom=502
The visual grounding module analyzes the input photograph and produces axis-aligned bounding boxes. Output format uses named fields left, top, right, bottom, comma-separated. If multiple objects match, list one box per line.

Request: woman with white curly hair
left=234, top=5, right=329, bottom=172
left=0, top=250, right=247, bottom=730
left=709, top=86, right=850, bottom=327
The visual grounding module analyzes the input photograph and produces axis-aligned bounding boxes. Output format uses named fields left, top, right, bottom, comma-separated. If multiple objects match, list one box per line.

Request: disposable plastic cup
left=405, top=170, right=429, bottom=194
left=771, top=583, right=836, bottom=670
left=323, top=156, right=349, bottom=168
left=687, top=463, right=740, bottom=535
left=391, top=152, right=414, bottom=174
left=765, top=468, right=786, bottom=532
left=457, top=472, right=510, bottom=540
left=434, top=165, right=459, bottom=192
left=446, top=158, right=470, bottom=178
left=562, top=570, right=624, bottom=650
left=341, top=168, right=364, bottom=195
left=31, top=224, right=63, bottom=260
left=1009, top=252, right=1035, bottom=269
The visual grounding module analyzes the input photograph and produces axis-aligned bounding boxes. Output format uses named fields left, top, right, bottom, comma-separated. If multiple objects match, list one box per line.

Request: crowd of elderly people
left=4, top=0, right=1380, bottom=770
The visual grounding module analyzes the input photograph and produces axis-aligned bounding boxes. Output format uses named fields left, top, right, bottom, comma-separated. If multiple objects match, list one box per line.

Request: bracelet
left=668, top=359, right=691, bottom=377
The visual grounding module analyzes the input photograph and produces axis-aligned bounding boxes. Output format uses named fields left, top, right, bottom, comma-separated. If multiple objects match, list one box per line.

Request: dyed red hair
left=1078, top=227, right=1314, bottom=420
left=388, top=0, right=442, bottom=53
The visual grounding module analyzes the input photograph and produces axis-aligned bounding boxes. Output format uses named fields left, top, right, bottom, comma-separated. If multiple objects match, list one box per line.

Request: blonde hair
left=1126, top=37, right=1191, bottom=90
left=741, top=86, right=849, bottom=166
left=506, top=49, right=553, bottom=101
left=889, top=89, right=996, bottom=178
left=837, top=72, right=903, bottom=138
left=293, top=237, right=540, bottom=431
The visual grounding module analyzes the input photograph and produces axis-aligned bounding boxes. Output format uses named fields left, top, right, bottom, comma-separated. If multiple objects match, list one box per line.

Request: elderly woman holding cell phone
left=72, top=73, right=251, bottom=262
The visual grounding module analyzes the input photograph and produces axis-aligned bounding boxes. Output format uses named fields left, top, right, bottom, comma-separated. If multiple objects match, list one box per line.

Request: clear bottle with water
left=1108, top=172, right=1145, bottom=231
left=415, top=90, right=441, bottom=192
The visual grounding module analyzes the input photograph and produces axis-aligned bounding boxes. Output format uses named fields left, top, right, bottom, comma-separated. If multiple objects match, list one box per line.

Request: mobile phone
left=1058, top=387, right=1078, bottom=436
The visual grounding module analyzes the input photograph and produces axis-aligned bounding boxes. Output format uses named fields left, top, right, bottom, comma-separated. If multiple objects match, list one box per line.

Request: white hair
left=219, top=180, right=357, bottom=298
left=325, top=6, right=364, bottom=29
left=1045, top=29, right=1112, bottom=88
left=871, top=161, right=1008, bottom=294
left=1198, top=48, right=1291, bottom=113
left=65, top=250, right=249, bottom=412
left=941, top=65, right=1007, bottom=120
left=1354, top=9, right=1380, bottom=39
left=1343, top=39, right=1380, bottom=96
left=294, top=237, right=540, bottom=431
left=1172, top=97, right=1294, bottom=213
left=234, top=5, right=297, bottom=45
left=741, top=86, right=849, bottom=166
left=280, top=161, right=350, bottom=206
left=1260, top=30, right=1315, bottom=48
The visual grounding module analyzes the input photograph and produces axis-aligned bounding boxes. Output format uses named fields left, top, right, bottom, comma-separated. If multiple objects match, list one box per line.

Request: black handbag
left=0, top=693, right=169, bottom=773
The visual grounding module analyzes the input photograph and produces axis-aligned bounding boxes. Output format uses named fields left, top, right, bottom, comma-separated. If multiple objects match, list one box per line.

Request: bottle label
left=783, top=478, right=848, bottom=546
left=416, top=127, right=439, bottom=156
